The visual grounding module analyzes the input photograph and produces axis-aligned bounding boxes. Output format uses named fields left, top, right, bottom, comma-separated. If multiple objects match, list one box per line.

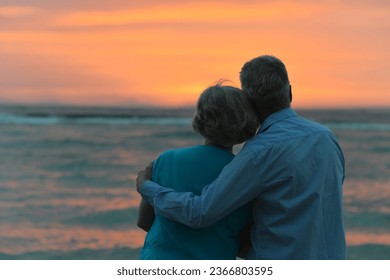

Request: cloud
left=0, top=6, right=38, bottom=17
left=1, top=0, right=389, bottom=13
left=1, top=1, right=330, bottom=31
left=0, top=52, right=130, bottom=104
left=50, top=2, right=326, bottom=29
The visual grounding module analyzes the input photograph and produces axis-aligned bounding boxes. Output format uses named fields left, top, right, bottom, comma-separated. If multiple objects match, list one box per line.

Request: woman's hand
left=136, top=161, right=153, bottom=193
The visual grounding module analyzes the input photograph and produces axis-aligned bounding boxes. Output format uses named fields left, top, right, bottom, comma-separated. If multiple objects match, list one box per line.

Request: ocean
left=0, top=104, right=389, bottom=260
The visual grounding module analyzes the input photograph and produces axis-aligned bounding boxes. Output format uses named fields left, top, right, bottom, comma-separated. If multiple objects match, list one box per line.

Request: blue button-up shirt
left=141, top=108, right=346, bottom=259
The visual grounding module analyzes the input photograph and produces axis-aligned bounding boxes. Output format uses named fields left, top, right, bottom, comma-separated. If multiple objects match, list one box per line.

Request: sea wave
left=2, top=113, right=390, bottom=131
left=0, top=113, right=192, bottom=126
left=325, top=122, right=390, bottom=131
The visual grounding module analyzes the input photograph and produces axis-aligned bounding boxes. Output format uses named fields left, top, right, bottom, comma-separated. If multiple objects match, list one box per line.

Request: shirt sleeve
left=140, top=147, right=263, bottom=228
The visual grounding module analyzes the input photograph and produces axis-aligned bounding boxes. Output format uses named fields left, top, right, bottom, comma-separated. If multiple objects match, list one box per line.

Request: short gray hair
left=192, top=82, right=259, bottom=148
left=240, top=55, right=291, bottom=116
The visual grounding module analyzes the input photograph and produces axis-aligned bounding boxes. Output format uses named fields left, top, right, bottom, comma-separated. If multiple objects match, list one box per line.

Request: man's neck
left=258, top=106, right=291, bottom=124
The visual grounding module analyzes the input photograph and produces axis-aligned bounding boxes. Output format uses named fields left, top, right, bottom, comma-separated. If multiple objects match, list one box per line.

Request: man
left=137, top=55, right=346, bottom=259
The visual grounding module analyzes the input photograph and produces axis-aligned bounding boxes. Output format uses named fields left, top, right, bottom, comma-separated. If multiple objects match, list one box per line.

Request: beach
left=0, top=104, right=389, bottom=259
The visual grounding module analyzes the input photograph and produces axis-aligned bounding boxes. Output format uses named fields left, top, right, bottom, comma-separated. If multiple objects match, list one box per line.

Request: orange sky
left=1, top=0, right=389, bottom=108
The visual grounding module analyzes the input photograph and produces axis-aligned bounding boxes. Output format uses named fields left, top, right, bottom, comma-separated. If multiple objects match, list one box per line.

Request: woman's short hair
left=192, top=82, right=259, bottom=148
left=240, top=55, right=291, bottom=115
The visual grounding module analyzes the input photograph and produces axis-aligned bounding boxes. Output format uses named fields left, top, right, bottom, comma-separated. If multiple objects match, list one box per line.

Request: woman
left=137, top=82, right=258, bottom=259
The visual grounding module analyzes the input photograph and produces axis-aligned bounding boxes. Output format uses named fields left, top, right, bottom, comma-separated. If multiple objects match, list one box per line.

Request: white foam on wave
left=325, top=122, right=390, bottom=131
left=0, top=113, right=192, bottom=126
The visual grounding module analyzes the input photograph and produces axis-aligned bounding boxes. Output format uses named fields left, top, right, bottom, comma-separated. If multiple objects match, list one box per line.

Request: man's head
left=240, top=55, right=292, bottom=122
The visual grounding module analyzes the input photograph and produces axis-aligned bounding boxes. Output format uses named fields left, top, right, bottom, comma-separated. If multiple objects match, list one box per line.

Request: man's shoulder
left=279, top=113, right=334, bottom=140
left=297, top=115, right=332, bottom=132
left=243, top=115, right=335, bottom=155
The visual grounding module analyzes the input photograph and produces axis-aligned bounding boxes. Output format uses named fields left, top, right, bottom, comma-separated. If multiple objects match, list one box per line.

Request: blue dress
left=140, top=145, right=251, bottom=259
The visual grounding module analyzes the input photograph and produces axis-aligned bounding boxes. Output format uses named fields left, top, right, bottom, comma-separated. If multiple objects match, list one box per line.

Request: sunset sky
left=1, top=0, right=389, bottom=108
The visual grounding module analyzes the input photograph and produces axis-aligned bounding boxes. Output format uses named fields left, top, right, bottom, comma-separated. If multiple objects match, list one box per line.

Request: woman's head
left=192, top=82, right=259, bottom=148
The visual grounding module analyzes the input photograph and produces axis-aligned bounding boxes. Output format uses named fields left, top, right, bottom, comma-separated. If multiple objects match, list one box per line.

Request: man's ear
left=289, top=85, right=292, bottom=103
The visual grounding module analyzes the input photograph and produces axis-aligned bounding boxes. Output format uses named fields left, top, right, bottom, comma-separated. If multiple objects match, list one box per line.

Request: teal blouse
left=140, top=145, right=251, bottom=260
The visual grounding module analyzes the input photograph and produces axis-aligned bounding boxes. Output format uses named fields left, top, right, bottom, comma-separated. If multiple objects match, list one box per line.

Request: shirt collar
left=258, top=108, right=298, bottom=133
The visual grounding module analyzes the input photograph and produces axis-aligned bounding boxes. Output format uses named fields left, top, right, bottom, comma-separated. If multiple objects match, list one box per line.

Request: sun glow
left=0, top=1, right=389, bottom=107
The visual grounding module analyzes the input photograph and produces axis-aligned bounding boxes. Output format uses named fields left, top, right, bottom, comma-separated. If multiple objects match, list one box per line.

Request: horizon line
left=0, top=101, right=389, bottom=111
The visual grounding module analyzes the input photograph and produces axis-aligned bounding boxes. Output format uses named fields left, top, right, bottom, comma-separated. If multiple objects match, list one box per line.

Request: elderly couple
left=136, top=55, right=346, bottom=260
